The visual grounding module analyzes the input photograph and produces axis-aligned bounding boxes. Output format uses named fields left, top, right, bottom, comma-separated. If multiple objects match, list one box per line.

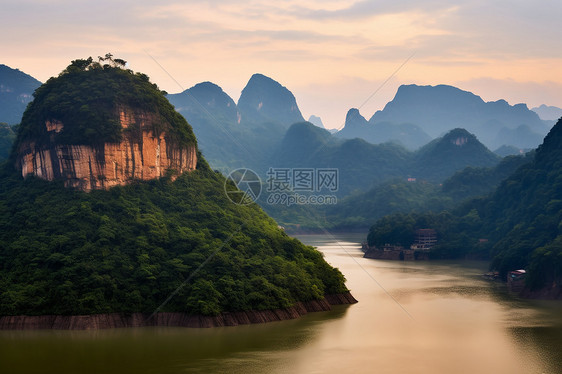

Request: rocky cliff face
left=16, top=107, right=197, bottom=191
left=0, top=292, right=357, bottom=330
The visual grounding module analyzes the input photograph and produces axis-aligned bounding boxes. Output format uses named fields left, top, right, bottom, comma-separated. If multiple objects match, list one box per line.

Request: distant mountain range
left=271, top=123, right=501, bottom=196
left=1, top=63, right=554, bottom=198
left=0, top=64, right=41, bottom=124
left=263, top=124, right=524, bottom=230
left=269, top=122, right=411, bottom=196
left=337, top=84, right=551, bottom=151
left=167, top=74, right=301, bottom=172
left=335, top=108, right=432, bottom=150
left=320, top=150, right=531, bottom=230
left=532, top=104, right=562, bottom=121
left=308, top=115, right=325, bottom=129
left=99, top=74, right=554, bottom=198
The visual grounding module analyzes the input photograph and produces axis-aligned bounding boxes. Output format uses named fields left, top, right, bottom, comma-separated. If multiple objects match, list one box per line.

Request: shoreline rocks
left=0, top=292, right=357, bottom=330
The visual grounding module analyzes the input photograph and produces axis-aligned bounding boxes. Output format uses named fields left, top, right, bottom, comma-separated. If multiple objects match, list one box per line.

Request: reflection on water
left=1, top=233, right=561, bottom=374
left=0, top=306, right=350, bottom=374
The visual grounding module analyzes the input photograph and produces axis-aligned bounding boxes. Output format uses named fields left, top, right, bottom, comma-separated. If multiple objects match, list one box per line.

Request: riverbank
left=362, top=243, right=430, bottom=261
left=519, top=284, right=562, bottom=300
left=0, top=292, right=357, bottom=330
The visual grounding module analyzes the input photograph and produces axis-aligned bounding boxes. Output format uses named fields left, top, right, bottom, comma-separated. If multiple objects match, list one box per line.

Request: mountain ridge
left=367, top=84, right=549, bottom=150
left=0, top=64, right=42, bottom=124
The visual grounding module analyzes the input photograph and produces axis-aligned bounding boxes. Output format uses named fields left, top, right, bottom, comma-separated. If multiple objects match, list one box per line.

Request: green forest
left=0, top=123, right=15, bottom=160
left=0, top=58, right=348, bottom=316
left=367, top=119, right=562, bottom=291
left=262, top=152, right=531, bottom=232
left=0, top=160, right=347, bottom=316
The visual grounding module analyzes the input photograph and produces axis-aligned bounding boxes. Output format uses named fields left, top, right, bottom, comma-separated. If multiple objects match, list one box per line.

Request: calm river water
left=1, top=233, right=561, bottom=374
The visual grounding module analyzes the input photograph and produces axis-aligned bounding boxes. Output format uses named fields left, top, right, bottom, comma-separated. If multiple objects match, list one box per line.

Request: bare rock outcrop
left=15, top=107, right=197, bottom=191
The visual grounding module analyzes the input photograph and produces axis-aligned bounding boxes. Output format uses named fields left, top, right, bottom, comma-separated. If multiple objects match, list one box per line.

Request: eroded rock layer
left=16, top=108, right=197, bottom=191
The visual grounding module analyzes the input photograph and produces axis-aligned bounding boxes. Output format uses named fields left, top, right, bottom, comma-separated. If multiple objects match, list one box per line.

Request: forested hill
left=0, top=58, right=351, bottom=317
left=367, top=118, right=562, bottom=296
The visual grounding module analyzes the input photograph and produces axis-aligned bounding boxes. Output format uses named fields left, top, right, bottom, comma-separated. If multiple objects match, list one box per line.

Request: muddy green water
left=1, top=233, right=561, bottom=374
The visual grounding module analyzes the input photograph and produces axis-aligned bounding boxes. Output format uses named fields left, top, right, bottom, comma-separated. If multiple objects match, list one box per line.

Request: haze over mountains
left=335, top=108, right=432, bottom=150
left=532, top=104, right=562, bottom=121
left=166, top=74, right=548, bottom=192
left=0, top=64, right=41, bottom=125
left=167, top=75, right=292, bottom=172
left=237, top=73, right=304, bottom=127
left=0, top=63, right=556, bottom=199
left=2, top=63, right=554, bottom=154
left=338, top=84, right=551, bottom=151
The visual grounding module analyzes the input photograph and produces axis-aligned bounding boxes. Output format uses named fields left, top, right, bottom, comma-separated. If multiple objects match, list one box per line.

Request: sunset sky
left=3, top=0, right=562, bottom=129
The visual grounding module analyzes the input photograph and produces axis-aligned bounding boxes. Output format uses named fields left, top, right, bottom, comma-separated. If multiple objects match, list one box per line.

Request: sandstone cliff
left=15, top=107, right=197, bottom=191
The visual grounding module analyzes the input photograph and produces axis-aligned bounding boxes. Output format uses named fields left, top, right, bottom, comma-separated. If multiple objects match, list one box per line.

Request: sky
left=2, top=0, right=562, bottom=129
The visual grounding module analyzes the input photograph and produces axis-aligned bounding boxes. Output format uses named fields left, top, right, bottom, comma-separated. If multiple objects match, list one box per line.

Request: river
left=1, top=233, right=561, bottom=374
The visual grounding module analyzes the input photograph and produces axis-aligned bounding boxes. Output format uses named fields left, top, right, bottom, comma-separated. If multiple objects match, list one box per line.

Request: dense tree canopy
left=367, top=119, right=562, bottom=291
left=0, top=57, right=348, bottom=316
left=14, top=57, right=196, bottom=151
left=0, top=161, right=348, bottom=316
left=0, top=123, right=15, bottom=160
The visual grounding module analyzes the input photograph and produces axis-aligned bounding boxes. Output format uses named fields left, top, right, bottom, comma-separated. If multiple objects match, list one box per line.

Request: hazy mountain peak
left=189, top=81, right=227, bottom=95
left=183, top=81, right=236, bottom=108
left=344, top=108, right=368, bottom=128
left=370, top=83, right=548, bottom=149
left=285, top=121, right=332, bottom=143
left=441, top=128, right=477, bottom=145
left=532, top=104, right=562, bottom=121
left=308, top=115, right=325, bottom=129
left=237, top=73, right=304, bottom=127
left=395, top=83, right=483, bottom=102
left=336, top=107, right=431, bottom=150
left=167, top=81, right=238, bottom=125
left=0, top=64, right=41, bottom=89
left=414, top=128, right=499, bottom=181
left=0, top=64, right=42, bottom=124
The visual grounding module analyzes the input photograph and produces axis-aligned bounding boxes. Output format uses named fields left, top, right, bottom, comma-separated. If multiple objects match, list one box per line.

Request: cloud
left=284, top=0, right=453, bottom=21
left=2, top=0, right=562, bottom=129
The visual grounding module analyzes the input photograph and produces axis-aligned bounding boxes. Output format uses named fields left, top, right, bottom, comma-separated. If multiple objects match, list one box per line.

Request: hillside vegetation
left=0, top=58, right=349, bottom=316
left=367, top=119, right=562, bottom=292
